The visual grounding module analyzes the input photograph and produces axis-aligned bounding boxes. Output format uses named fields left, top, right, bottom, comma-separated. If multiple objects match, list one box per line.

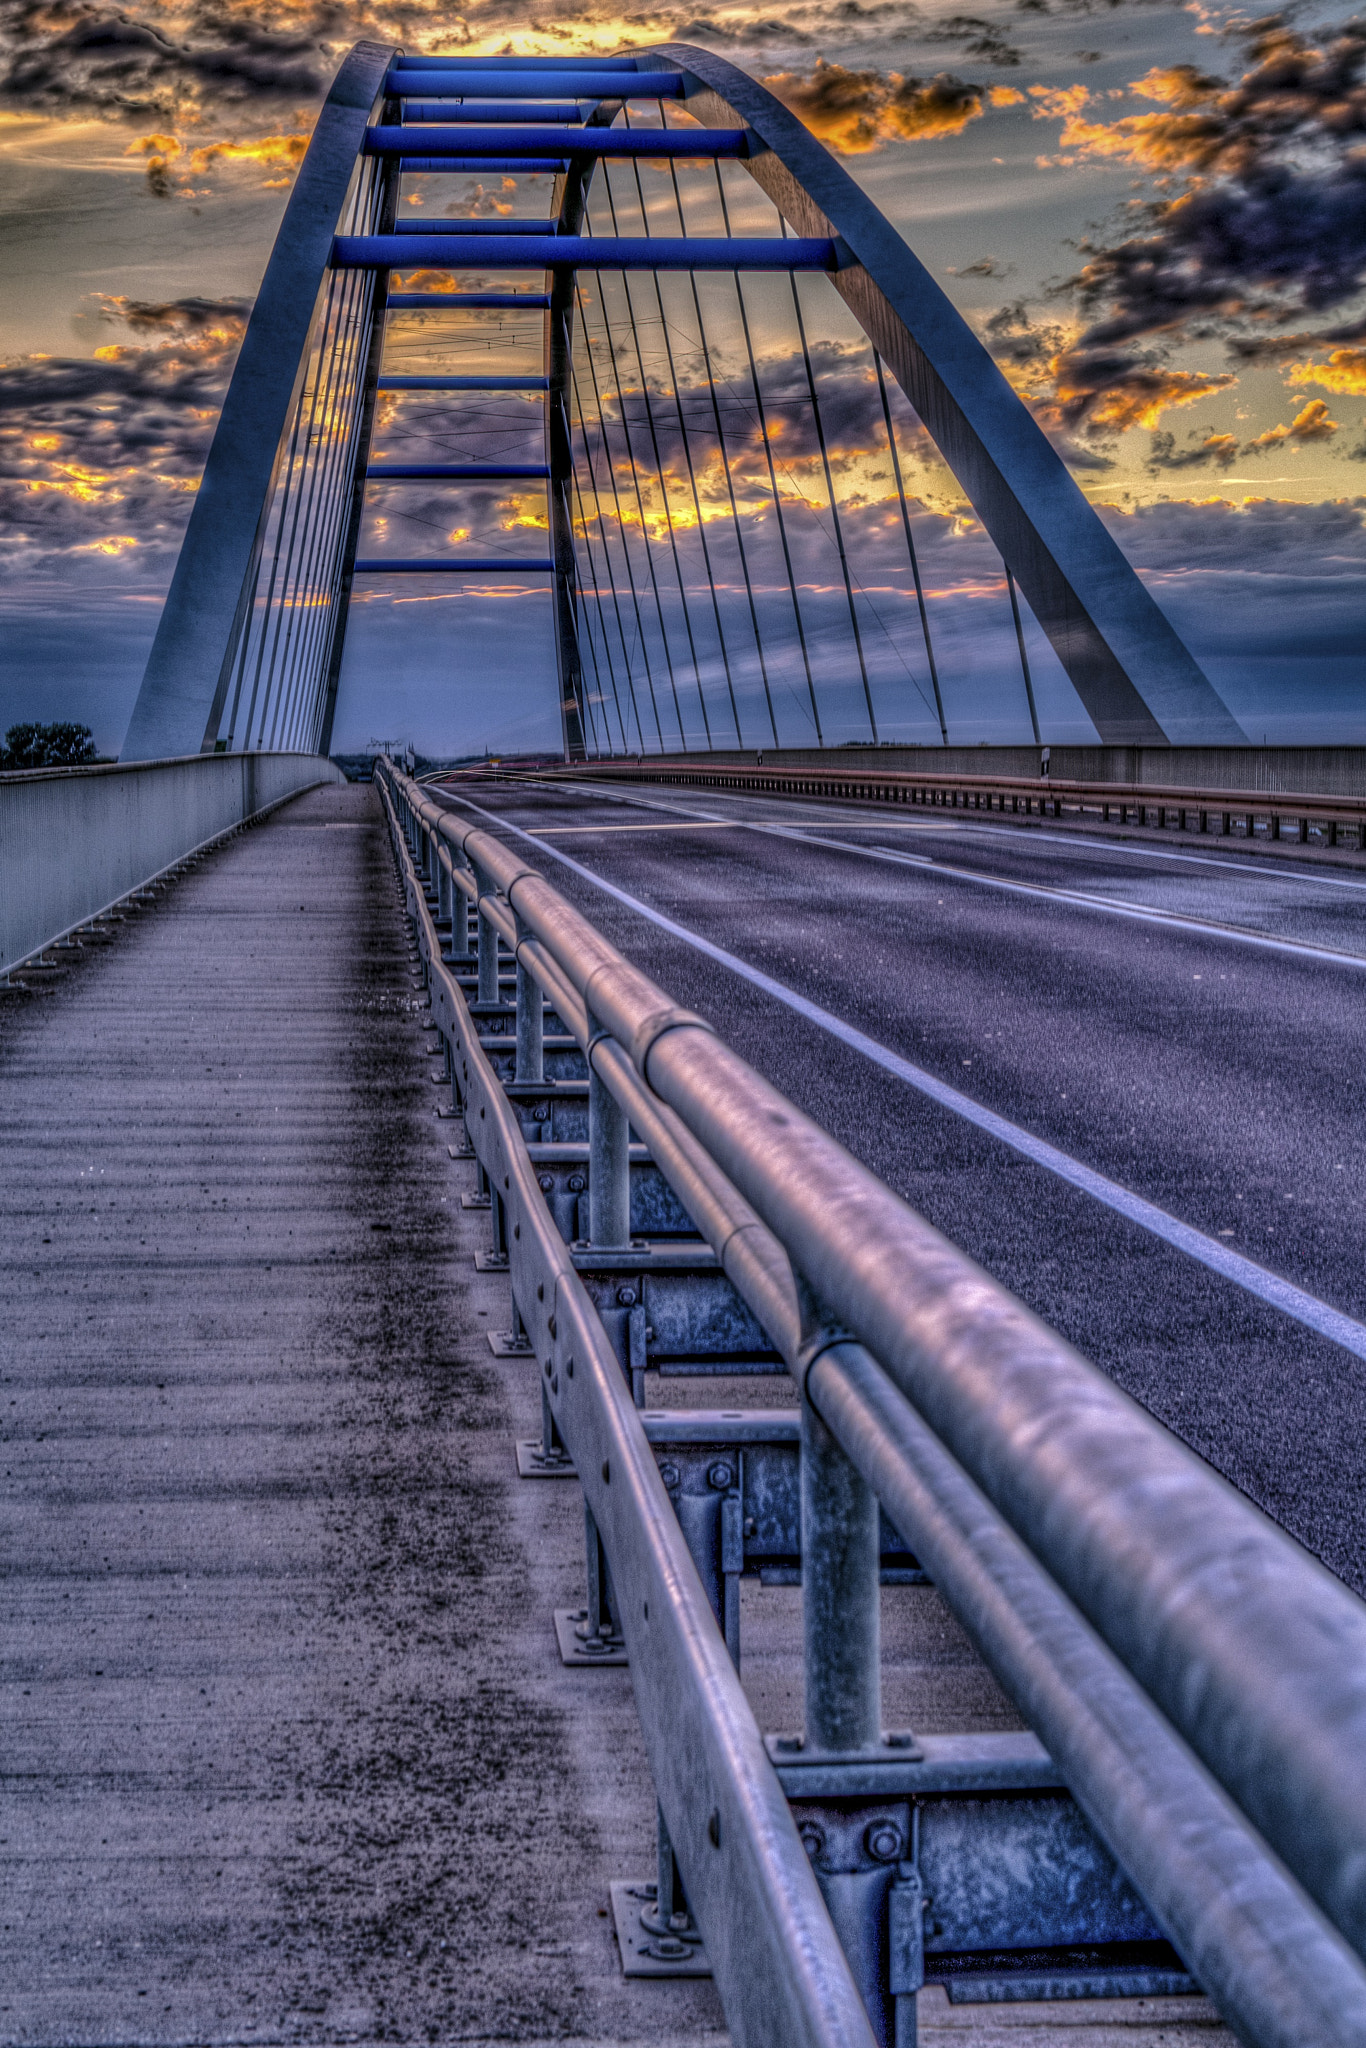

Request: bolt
left=616, top=1285, right=638, bottom=1307
left=865, top=1821, right=904, bottom=1864
left=538, top=1174, right=554, bottom=1194
left=567, top=1173, right=585, bottom=1193
left=658, top=1463, right=680, bottom=1490
left=798, top=1821, right=825, bottom=1859
left=707, top=1461, right=734, bottom=1491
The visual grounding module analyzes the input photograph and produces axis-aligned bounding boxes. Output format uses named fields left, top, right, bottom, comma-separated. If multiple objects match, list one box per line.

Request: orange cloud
left=763, top=61, right=985, bottom=154
left=1052, top=356, right=1237, bottom=433
left=1289, top=349, right=1366, bottom=396
left=188, top=133, right=308, bottom=174
left=1243, top=399, right=1339, bottom=451
left=989, top=86, right=1026, bottom=107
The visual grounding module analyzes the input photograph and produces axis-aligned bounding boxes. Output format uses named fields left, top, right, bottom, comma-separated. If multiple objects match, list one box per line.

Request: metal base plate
left=474, top=1250, right=509, bottom=1271
left=488, top=1331, right=535, bottom=1358
left=516, top=1438, right=576, bottom=1477
left=460, top=1192, right=490, bottom=1209
left=610, top=1882, right=711, bottom=1978
left=554, top=1608, right=628, bottom=1666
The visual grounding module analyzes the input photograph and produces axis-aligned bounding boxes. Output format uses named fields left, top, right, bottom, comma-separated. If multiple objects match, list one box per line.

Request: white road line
left=440, top=789, right=1366, bottom=1365
left=536, top=778, right=1366, bottom=970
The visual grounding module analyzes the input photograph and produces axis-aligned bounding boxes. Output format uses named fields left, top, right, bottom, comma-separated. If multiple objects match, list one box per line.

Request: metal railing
left=538, top=755, right=1366, bottom=855
left=377, top=754, right=1366, bottom=2048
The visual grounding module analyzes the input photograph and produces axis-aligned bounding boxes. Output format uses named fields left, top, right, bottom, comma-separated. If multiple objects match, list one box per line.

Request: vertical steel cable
left=570, top=363, right=645, bottom=751
left=571, top=329, right=661, bottom=749
left=786, top=258, right=877, bottom=741
left=274, top=265, right=372, bottom=746
left=293, top=262, right=373, bottom=742
left=238, top=316, right=317, bottom=749
left=578, top=263, right=685, bottom=748
left=1007, top=566, right=1042, bottom=745
left=667, top=169, right=774, bottom=745
left=713, top=164, right=822, bottom=744
left=600, top=144, right=711, bottom=744
left=653, top=160, right=742, bottom=744
left=570, top=460, right=631, bottom=751
left=253, top=272, right=345, bottom=745
left=874, top=351, right=947, bottom=745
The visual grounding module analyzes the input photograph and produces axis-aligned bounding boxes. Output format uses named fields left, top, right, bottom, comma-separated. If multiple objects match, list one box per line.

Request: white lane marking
left=535, top=779, right=1366, bottom=970
left=439, top=786, right=1366, bottom=1366
left=529, top=820, right=737, bottom=835
left=569, top=778, right=1366, bottom=896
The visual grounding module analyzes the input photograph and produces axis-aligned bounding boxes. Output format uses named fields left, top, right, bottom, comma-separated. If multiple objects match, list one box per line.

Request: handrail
left=373, top=766, right=878, bottom=2048
left=379, top=754, right=1366, bottom=2048
left=530, top=757, right=1366, bottom=851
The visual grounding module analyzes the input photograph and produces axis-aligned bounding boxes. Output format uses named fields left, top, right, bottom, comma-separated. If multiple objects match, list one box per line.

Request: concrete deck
left=0, top=783, right=1231, bottom=2046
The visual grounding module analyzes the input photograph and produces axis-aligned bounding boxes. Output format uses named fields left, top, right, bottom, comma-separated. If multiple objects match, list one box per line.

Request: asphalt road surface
left=435, top=774, right=1366, bottom=1597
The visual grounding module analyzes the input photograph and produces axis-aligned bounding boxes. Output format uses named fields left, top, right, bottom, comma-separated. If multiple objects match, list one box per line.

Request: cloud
left=1289, top=348, right=1366, bottom=396
left=923, top=15, right=1021, bottom=67
left=762, top=60, right=985, bottom=152
left=0, top=295, right=246, bottom=582
left=1146, top=428, right=1238, bottom=470
left=1042, top=21, right=1366, bottom=348
left=983, top=305, right=1237, bottom=451
left=0, top=4, right=325, bottom=118
left=1242, top=397, right=1340, bottom=452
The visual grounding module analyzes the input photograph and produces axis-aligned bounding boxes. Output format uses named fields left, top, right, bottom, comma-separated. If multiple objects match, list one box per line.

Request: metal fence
left=378, top=754, right=1366, bottom=2048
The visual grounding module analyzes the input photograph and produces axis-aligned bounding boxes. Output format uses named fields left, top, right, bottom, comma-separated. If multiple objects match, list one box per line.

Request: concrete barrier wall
left=0, top=752, right=344, bottom=976
left=614, top=744, right=1366, bottom=799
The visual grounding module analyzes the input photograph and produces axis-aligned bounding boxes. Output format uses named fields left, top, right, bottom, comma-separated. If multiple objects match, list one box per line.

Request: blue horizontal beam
left=377, top=374, right=550, bottom=389
left=385, top=291, right=552, bottom=308
left=342, top=232, right=837, bottom=272
left=391, top=217, right=556, bottom=234
left=367, top=462, right=550, bottom=478
left=401, top=102, right=584, bottom=123
left=390, top=54, right=641, bottom=69
left=399, top=157, right=567, bottom=173
left=389, top=69, right=684, bottom=98
left=369, top=124, right=748, bottom=159
left=352, top=557, right=555, bottom=572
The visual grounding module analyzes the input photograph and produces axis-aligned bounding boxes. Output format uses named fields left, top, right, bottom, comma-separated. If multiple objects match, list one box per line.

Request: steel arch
left=120, top=39, right=1243, bottom=761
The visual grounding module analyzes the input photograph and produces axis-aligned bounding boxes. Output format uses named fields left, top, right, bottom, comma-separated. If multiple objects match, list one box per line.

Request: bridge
left=6, top=41, right=1366, bottom=2048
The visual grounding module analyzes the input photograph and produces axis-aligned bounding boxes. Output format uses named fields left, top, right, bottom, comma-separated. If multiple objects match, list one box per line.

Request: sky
left=2, top=0, right=1366, bottom=756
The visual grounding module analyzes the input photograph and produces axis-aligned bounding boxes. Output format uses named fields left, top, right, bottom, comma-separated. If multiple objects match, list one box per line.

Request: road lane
left=433, top=775, right=1366, bottom=1595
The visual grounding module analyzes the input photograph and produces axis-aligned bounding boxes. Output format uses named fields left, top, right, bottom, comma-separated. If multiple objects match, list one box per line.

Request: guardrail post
left=473, top=860, right=500, bottom=1007
left=436, top=847, right=453, bottom=933
left=802, top=1386, right=881, bottom=1753
left=515, top=919, right=543, bottom=1084
left=589, top=1034, right=631, bottom=1247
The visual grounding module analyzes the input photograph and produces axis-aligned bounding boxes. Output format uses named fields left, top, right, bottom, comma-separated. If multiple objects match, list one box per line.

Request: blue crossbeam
left=389, top=54, right=641, bottom=69
left=377, top=374, right=550, bottom=389
left=399, top=158, right=568, bottom=173
left=366, top=463, right=549, bottom=478
left=391, top=219, right=557, bottom=234
left=368, top=124, right=748, bottom=159
left=352, top=557, right=555, bottom=572
left=388, top=69, right=684, bottom=97
left=400, top=102, right=585, bottom=123
left=344, top=233, right=837, bottom=271
left=385, top=291, right=552, bottom=309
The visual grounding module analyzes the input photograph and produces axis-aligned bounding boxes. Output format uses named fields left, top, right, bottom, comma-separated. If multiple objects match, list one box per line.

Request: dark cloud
left=924, top=13, right=1020, bottom=65
left=1053, top=20, right=1366, bottom=347
left=0, top=2, right=325, bottom=116
left=1146, top=427, right=1238, bottom=470
left=0, top=296, right=246, bottom=575
left=762, top=58, right=984, bottom=151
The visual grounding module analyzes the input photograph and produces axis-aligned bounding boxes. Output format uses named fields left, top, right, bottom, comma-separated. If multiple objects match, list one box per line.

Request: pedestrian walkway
left=1, top=783, right=723, bottom=2045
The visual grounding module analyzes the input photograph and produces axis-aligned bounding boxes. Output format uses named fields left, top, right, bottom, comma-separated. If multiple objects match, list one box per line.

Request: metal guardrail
left=543, top=758, right=1366, bottom=855
left=0, top=751, right=343, bottom=978
left=378, top=755, right=1366, bottom=2048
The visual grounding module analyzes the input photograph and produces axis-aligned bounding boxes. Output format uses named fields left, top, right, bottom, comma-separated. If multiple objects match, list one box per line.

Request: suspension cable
left=874, top=351, right=948, bottom=746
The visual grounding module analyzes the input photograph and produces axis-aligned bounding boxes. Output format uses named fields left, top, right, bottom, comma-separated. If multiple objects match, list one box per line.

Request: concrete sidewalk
left=0, top=781, right=1231, bottom=2047
left=0, top=783, right=722, bottom=2046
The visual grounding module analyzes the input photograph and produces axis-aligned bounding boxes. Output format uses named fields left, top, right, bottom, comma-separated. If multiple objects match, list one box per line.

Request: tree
left=0, top=722, right=101, bottom=770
